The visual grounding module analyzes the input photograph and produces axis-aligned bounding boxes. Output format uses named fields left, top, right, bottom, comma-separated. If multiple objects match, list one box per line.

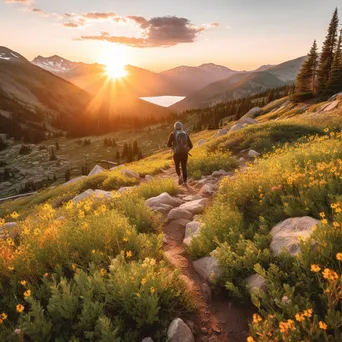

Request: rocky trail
left=154, top=167, right=253, bottom=342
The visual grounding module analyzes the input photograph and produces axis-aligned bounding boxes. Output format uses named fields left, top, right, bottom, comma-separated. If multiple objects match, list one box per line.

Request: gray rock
left=145, top=175, right=153, bottom=182
left=0, top=222, right=19, bottom=240
left=121, top=169, right=140, bottom=179
left=229, top=123, right=244, bottom=132
left=145, top=192, right=183, bottom=208
left=248, top=150, right=260, bottom=158
left=270, top=216, right=320, bottom=256
left=193, top=254, right=223, bottom=282
left=214, top=128, right=228, bottom=138
left=168, top=208, right=193, bottom=221
left=94, top=189, right=114, bottom=200
left=63, top=176, right=88, bottom=187
left=167, top=318, right=195, bottom=342
left=88, top=165, right=106, bottom=177
left=212, top=169, right=228, bottom=178
left=179, top=198, right=209, bottom=214
left=244, top=107, right=262, bottom=117
left=72, top=189, right=94, bottom=203
left=199, top=184, right=215, bottom=196
left=117, top=186, right=137, bottom=193
left=152, top=203, right=174, bottom=215
left=328, top=92, right=342, bottom=101
left=245, top=274, right=267, bottom=294
left=141, top=338, right=154, bottom=342
left=183, top=194, right=203, bottom=201
left=195, top=139, right=206, bottom=147
left=323, top=100, right=340, bottom=112
left=183, top=221, right=201, bottom=246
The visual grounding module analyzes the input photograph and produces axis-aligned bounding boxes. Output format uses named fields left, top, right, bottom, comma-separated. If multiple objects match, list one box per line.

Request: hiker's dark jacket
left=167, top=131, right=193, bottom=152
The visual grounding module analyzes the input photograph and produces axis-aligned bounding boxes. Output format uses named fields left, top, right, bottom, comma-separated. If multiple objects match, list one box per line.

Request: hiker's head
left=174, top=121, right=183, bottom=130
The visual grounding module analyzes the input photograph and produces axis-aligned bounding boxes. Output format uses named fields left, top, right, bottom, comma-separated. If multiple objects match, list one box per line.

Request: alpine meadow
left=1, top=1, right=342, bottom=342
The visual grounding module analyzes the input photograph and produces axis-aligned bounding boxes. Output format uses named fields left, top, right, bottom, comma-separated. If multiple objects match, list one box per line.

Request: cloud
left=79, top=15, right=218, bottom=48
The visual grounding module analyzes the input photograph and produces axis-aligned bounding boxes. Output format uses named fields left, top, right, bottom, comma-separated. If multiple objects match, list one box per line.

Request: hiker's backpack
left=174, top=130, right=189, bottom=153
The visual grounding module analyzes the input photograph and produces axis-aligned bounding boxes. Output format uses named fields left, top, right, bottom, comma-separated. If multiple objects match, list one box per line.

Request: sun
left=106, top=62, right=128, bottom=79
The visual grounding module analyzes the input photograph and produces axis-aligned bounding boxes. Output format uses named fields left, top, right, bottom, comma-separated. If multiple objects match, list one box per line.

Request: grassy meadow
left=0, top=97, right=342, bottom=341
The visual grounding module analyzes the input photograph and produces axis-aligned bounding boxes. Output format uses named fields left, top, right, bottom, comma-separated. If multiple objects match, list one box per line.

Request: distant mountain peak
left=32, top=54, right=77, bottom=74
left=198, top=63, right=235, bottom=72
left=0, top=46, right=27, bottom=62
left=254, top=64, right=275, bottom=72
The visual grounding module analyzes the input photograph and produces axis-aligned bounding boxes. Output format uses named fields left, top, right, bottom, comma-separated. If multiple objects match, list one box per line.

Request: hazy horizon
left=1, top=0, right=340, bottom=72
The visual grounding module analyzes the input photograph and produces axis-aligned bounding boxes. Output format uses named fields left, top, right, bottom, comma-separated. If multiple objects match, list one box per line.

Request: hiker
left=167, top=121, right=193, bottom=186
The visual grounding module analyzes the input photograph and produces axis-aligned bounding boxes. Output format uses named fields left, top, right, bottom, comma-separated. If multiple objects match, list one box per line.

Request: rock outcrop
left=121, top=169, right=140, bottom=180
left=167, top=318, right=195, bottom=342
left=245, top=274, right=267, bottom=294
left=193, top=253, right=222, bottom=281
left=179, top=198, right=208, bottom=214
left=183, top=221, right=201, bottom=246
left=88, top=165, right=105, bottom=177
left=270, top=216, right=320, bottom=256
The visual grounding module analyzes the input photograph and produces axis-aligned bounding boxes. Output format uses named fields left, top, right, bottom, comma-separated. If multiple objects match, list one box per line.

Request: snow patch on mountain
left=32, top=55, right=78, bottom=74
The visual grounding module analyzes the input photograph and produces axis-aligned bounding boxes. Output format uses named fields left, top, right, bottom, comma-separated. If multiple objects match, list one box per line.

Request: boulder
left=201, top=283, right=212, bottom=303
left=151, top=204, right=174, bottom=215
left=121, top=169, right=140, bottom=180
left=214, top=128, right=228, bottom=138
left=199, top=184, right=215, bottom=196
left=0, top=222, right=19, bottom=239
left=212, top=169, right=228, bottom=178
left=245, top=274, right=267, bottom=294
left=239, top=157, right=245, bottom=162
left=328, top=92, right=342, bottom=101
left=193, top=254, right=223, bottom=281
left=183, top=221, right=201, bottom=246
left=183, top=194, right=203, bottom=201
left=145, top=175, right=153, bottom=182
left=168, top=208, right=193, bottom=221
left=167, top=318, right=195, bottom=342
left=72, top=189, right=94, bottom=203
left=88, top=165, right=106, bottom=177
left=94, top=189, right=113, bottom=200
left=244, top=107, right=262, bottom=117
left=270, top=216, right=320, bottom=256
left=195, top=139, right=206, bottom=147
left=229, top=123, right=244, bottom=133
left=63, top=176, right=88, bottom=187
left=238, top=117, right=258, bottom=125
left=179, top=198, right=208, bottom=214
left=145, top=192, right=183, bottom=208
left=248, top=150, right=260, bottom=158
left=109, top=165, right=120, bottom=171
left=141, top=338, right=154, bottom=342
left=323, top=100, right=340, bottom=112
left=117, top=186, right=137, bottom=193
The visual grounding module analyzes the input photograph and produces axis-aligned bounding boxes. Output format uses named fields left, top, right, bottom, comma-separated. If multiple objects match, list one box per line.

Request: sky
left=1, top=0, right=341, bottom=72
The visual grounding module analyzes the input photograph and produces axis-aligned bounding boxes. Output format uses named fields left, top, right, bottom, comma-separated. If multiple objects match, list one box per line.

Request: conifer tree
left=133, top=140, right=139, bottom=155
left=122, top=143, right=128, bottom=158
left=318, top=8, right=339, bottom=92
left=295, top=40, right=319, bottom=97
left=325, top=31, right=342, bottom=95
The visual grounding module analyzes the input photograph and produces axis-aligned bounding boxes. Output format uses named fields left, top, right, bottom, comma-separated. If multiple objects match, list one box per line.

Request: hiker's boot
left=178, top=176, right=183, bottom=185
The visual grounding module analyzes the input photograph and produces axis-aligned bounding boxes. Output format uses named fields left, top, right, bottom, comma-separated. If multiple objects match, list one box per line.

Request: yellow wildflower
left=311, top=264, right=321, bottom=272
left=322, top=268, right=338, bottom=281
left=100, top=205, right=107, bottom=213
left=43, top=273, right=49, bottom=278
left=319, top=212, right=325, bottom=218
left=150, top=287, right=155, bottom=294
left=123, top=237, right=128, bottom=242
left=23, top=290, right=31, bottom=297
left=295, top=313, right=305, bottom=322
left=319, top=321, right=327, bottom=330
left=92, top=249, right=96, bottom=254
left=303, top=309, right=312, bottom=318
left=1, top=313, right=7, bottom=320
left=336, top=253, right=342, bottom=261
left=252, top=313, right=262, bottom=324
left=247, top=337, right=255, bottom=342
left=0, top=218, right=5, bottom=226
left=100, top=268, right=107, bottom=277
left=10, top=211, right=19, bottom=219
left=16, top=304, right=24, bottom=313
left=321, top=219, right=328, bottom=224
left=8, top=266, right=14, bottom=271
left=126, top=250, right=132, bottom=258
left=141, top=278, right=147, bottom=285
left=20, top=280, right=27, bottom=286
left=79, top=210, right=85, bottom=219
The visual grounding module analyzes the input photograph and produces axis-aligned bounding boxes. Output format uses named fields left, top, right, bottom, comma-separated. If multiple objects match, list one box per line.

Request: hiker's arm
left=167, top=133, right=174, bottom=148
left=187, top=135, right=193, bottom=150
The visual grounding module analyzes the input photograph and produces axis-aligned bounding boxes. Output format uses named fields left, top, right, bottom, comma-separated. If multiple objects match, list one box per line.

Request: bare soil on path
left=159, top=167, right=254, bottom=342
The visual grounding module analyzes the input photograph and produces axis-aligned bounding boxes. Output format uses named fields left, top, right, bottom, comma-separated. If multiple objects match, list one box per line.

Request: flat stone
left=145, top=192, right=183, bottom=208
left=179, top=198, right=209, bottom=214
left=183, top=194, right=203, bottom=201
left=323, top=100, right=340, bottom=112
left=212, top=170, right=228, bottom=178
left=88, top=165, right=106, bottom=177
left=72, top=189, right=94, bottom=203
left=121, top=169, right=140, bottom=179
left=168, top=208, right=193, bottom=221
left=199, top=184, right=215, bottom=196
left=152, top=203, right=174, bottom=215
left=94, top=189, right=113, bottom=199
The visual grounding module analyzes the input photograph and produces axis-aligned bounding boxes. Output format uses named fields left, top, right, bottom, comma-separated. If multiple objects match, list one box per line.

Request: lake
left=140, top=96, right=185, bottom=107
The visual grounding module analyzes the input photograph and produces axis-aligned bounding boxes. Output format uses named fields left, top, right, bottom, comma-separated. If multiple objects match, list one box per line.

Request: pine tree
left=325, top=31, right=342, bottom=95
left=122, top=143, right=128, bottom=158
left=116, top=150, right=120, bottom=163
left=133, top=140, right=139, bottom=155
left=318, top=8, right=339, bottom=92
left=294, top=40, right=319, bottom=98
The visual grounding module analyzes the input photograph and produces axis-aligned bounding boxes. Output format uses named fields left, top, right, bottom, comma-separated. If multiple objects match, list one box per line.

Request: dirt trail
left=159, top=168, right=253, bottom=342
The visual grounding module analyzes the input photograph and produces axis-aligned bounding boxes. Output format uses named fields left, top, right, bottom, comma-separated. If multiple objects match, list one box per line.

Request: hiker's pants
left=173, top=152, right=188, bottom=182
